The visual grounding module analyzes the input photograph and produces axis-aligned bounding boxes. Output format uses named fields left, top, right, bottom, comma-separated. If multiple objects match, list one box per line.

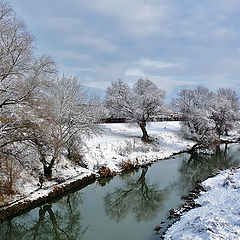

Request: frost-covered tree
left=0, top=1, right=100, bottom=181
left=0, top=1, right=55, bottom=109
left=217, top=88, right=239, bottom=112
left=173, top=86, right=239, bottom=146
left=105, top=79, right=165, bottom=141
left=172, top=86, right=216, bottom=145
left=0, top=0, right=55, bottom=141
left=0, top=1, right=56, bottom=185
left=211, top=88, right=239, bottom=136
left=26, top=75, right=99, bottom=178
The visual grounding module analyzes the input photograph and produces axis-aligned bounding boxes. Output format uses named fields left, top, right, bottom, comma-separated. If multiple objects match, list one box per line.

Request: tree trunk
left=225, top=128, right=229, bottom=136
left=40, top=148, right=58, bottom=179
left=43, top=156, right=56, bottom=179
left=43, top=165, right=52, bottom=179
left=138, top=122, right=149, bottom=142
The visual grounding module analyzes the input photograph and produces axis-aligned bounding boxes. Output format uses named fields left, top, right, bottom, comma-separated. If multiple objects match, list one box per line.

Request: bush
left=98, top=166, right=116, bottom=177
left=121, top=159, right=139, bottom=171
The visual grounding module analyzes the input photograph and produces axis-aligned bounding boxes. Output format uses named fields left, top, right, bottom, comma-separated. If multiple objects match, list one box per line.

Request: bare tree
left=105, top=79, right=165, bottom=141
left=0, top=1, right=57, bottom=185
left=173, top=86, right=239, bottom=146
left=0, top=0, right=55, bottom=139
left=26, top=75, right=99, bottom=178
left=0, top=1, right=100, bottom=183
left=212, top=88, right=239, bottom=136
left=0, top=1, right=32, bottom=108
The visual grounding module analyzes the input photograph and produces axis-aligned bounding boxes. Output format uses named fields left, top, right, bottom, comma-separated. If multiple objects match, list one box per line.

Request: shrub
left=121, top=159, right=139, bottom=171
left=98, top=166, right=116, bottom=177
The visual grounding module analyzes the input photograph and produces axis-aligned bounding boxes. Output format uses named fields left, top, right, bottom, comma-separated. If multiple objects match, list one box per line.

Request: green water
left=1, top=143, right=240, bottom=240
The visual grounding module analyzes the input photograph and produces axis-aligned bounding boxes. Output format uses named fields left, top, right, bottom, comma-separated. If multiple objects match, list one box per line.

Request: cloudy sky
left=7, top=0, right=240, bottom=101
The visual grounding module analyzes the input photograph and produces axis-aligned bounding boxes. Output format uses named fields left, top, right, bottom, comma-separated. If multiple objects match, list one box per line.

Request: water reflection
left=176, top=144, right=240, bottom=193
left=104, top=167, right=168, bottom=222
left=0, top=193, right=88, bottom=240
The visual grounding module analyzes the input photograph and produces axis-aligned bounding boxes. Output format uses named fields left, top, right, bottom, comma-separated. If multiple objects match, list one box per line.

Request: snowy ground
left=164, top=168, right=240, bottom=240
left=83, top=121, right=195, bottom=172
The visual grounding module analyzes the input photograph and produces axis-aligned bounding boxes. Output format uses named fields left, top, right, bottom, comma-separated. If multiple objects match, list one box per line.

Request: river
left=1, top=143, right=240, bottom=240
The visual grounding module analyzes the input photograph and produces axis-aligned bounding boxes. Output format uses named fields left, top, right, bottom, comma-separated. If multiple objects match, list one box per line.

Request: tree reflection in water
left=0, top=193, right=88, bottom=240
left=104, top=167, right=168, bottom=222
left=176, top=144, right=240, bottom=193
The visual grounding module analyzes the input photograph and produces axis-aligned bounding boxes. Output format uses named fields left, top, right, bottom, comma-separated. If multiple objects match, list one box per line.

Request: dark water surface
left=1, top=144, right=240, bottom=240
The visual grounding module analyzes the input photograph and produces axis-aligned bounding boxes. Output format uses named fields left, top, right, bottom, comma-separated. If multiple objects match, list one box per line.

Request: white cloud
left=62, top=66, right=97, bottom=74
left=147, top=75, right=194, bottom=92
left=214, top=0, right=240, bottom=13
left=124, top=67, right=193, bottom=92
left=67, top=35, right=117, bottom=53
left=55, top=51, right=91, bottom=62
left=214, top=27, right=236, bottom=38
left=124, top=68, right=145, bottom=77
left=57, top=65, right=96, bottom=77
left=137, top=58, right=179, bottom=69
left=74, top=67, right=96, bottom=73
left=86, top=0, right=171, bottom=38
left=40, top=16, right=84, bottom=32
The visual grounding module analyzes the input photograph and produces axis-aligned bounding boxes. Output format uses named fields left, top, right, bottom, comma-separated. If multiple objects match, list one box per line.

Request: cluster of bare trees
left=105, top=81, right=239, bottom=147
left=172, top=86, right=239, bottom=146
left=0, top=1, right=99, bottom=195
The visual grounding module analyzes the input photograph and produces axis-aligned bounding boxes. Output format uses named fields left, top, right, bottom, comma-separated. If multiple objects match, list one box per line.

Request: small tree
left=105, top=79, right=165, bottom=141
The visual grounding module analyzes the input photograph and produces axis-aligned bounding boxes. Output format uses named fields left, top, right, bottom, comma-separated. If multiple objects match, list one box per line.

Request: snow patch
left=83, top=121, right=195, bottom=172
left=164, top=168, right=240, bottom=240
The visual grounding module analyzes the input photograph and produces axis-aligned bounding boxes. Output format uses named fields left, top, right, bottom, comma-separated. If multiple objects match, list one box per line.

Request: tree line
left=105, top=81, right=239, bottom=146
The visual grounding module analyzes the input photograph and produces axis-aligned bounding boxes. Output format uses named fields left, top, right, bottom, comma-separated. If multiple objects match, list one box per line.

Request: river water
left=1, top=143, right=240, bottom=240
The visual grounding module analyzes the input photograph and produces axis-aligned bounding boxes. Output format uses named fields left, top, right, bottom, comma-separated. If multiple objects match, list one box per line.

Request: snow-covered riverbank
left=83, top=121, right=195, bottom=172
left=0, top=121, right=195, bottom=220
left=164, top=168, right=240, bottom=240
left=1, top=121, right=239, bottom=226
